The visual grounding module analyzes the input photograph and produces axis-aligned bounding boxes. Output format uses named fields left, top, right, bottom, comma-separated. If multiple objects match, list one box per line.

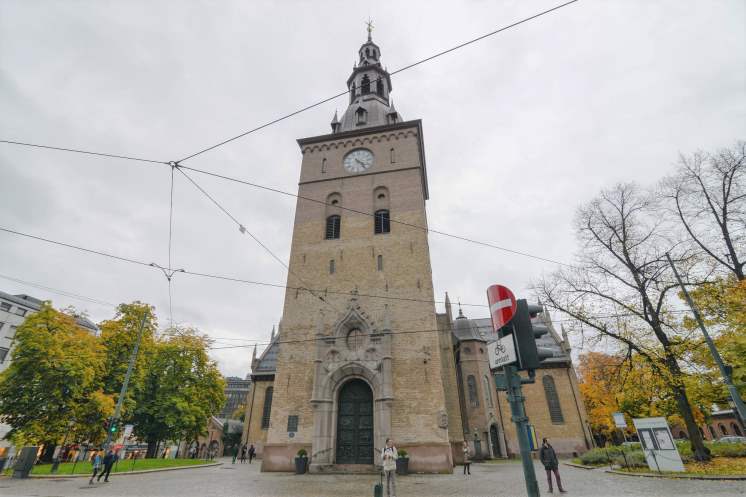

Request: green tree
left=132, top=328, right=225, bottom=457
left=0, top=303, right=113, bottom=459
left=98, top=302, right=158, bottom=418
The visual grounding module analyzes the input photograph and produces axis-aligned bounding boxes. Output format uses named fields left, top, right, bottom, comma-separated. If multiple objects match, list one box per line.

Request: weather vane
left=366, top=18, right=374, bottom=40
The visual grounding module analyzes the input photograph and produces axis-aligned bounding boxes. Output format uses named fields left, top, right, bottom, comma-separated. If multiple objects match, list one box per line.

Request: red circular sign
left=486, top=284, right=517, bottom=333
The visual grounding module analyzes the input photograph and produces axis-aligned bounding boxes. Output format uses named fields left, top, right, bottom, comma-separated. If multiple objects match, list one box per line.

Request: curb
left=27, top=462, right=223, bottom=478
left=563, top=462, right=601, bottom=470
left=605, top=469, right=746, bottom=481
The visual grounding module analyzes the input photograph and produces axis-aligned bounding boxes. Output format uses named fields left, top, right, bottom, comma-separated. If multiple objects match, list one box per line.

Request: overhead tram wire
left=0, top=272, right=117, bottom=308
left=176, top=164, right=574, bottom=267
left=0, top=140, right=167, bottom=165
left=175, top=168, right=344, bottom=314
left=0, top=225, right=709, bottom=324
left=176, top=0, right=579, bottom=163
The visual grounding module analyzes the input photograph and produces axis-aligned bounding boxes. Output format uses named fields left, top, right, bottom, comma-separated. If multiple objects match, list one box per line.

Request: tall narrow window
left=467, top=375, right=479, bottom=407
left=720, top=424, right=728, bottom=436
left=325, top=215, right=340, bottom=239
left=377, top=255, right=383, bottom=271
left=321, top=158, right=327, bottom=173
left=374, top=210, right=390, bottom=234
left=361, top=74, right=370, bottom=94
left=356, top=107, right=367, bottom=125
left=329, top=259, right=335, bottom=274
left=390, top=148, right=395, bottom=163
left=484, top=375, right=494, bottom=407
left=261, top=387, right=273, bottom=429
left=732, top=423, right=743, bottom=436
left=542, top=375, right=564, bottom=424
left=377, top=80, right=384, bottom=97
left=350, top=83, right=356, bottom=103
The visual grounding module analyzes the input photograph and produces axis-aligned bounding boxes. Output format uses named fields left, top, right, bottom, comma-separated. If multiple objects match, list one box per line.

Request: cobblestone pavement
left=0, top=458, right=744, bottom=497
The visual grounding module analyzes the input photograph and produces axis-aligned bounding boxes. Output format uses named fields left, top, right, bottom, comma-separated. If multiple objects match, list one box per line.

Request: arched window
left=261, top=387, right=273, bottom=429
left=365, top=48, right=370, bottom=57
left=356, top=107, right=367, bottom=125
left=732, top=423, right=743, bottom=436
left=377, top=254, right=383, bottom=271
left=361, top=74, right=370, bottom=94
left=374, top=210, right=390, bottom=234
left=483, top=375, right=494, bottom=407
left=321, top=158, right=327, bottom=173
left=390, top=148, right=395, bottom=163
left=709, top=425, right=717, bottom=438
left=329, top=259, right=335, bottom=274
left=677, top=431, right=688, bottom=440
left=325, top=215, right=340, bottom=239
left=542, top=375, right=564, bottom=424
left=350, top=83, right=356, bottom=103
left=720, top=423, right=728, bottom=436
left=376, top=80, right=384, bottom=97
left=467, top=375, right=479, bottom=407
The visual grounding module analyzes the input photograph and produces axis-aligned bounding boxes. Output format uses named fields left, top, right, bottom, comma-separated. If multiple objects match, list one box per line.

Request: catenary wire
left=177, top=164, right=574, bottom=267
left=0, top=139, right=167, bottom=165
left=0, top=272, right=117, bottom=308
left=177, top=0, right=579, bottom=162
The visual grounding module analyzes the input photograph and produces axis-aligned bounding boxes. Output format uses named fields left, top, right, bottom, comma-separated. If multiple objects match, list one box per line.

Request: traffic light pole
left=666, top=253, right=746, bottom=426
left=103, top=313, right=148, bottom=449
left=504, top=364, right=540, bottom=497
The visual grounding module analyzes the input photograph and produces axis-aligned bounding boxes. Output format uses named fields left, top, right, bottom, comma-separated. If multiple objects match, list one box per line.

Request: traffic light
left=110, top=420, right=118, bottom=433
left=512, top=299, right=553, bottom=371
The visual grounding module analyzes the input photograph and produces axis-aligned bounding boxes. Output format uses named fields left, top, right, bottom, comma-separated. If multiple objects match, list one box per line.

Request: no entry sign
left=486, top=284, right=517, bottom=334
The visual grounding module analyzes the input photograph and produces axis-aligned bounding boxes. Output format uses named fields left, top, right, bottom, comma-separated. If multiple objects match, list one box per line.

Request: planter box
left=294, top=457, right=308, bottom=474
left=395, top=458, right=409, bottom=475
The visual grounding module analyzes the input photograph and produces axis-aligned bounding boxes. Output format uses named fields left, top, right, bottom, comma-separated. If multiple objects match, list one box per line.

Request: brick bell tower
left=261, top=25, right=453, bottom=473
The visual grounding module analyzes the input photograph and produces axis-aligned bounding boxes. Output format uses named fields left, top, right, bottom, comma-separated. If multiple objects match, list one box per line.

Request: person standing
left=240, top=445, right=247, bottom=463
left=462, top=441, right=471, bottom=475
left=248, top=444, right=256, bottom=464
left=539, top=438, right=566, bottom=493
left=89, top=451, right=102, bottom=485
left=97, top=450, right=116, bottom=483
left=381, top=438, right=397, bottom=497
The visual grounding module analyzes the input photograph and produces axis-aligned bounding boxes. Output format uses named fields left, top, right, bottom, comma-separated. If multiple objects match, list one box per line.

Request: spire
left=366, top=18, right=374, bottom=42
left=444, top=292, right=453, bottom=322
left=251, top=344, right=258, bottom=371
left=270, top=325, right=275, bottom=342
left=330, top=110, right=340, bottom=133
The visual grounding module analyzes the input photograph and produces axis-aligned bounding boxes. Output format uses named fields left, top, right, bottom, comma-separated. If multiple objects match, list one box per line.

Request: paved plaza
left=0, top=458, right=744, bottom=497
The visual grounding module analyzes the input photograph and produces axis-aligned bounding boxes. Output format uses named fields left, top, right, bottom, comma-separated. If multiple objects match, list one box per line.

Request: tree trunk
left=665, top=354, right=711, bottom=461
left=39, top=442, right=57, bottom=463
left=146, top=438, right=158, bottom=459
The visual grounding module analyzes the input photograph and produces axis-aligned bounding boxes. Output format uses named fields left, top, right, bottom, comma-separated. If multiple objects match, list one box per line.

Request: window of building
left=720, top=423, right=728, bottom=436
left=732, top=423, right=743, bottom=436
left=0, top=347, right=8, bottom=363
left=325, top=215, right=340, bottom=239
left=377, top=255, right=383, bottom=271
left=377, top=80, right=384, bottom=97
left=356, top=107, right=367, bottom=125
left=261, top=387, right=273, bottom=429
left=390, top=148, right=395, bottom=163
left=709, top=425, right=717, bottom=438
left=321, top=158, right=327, bottom=173
left=467, top=375, right=479, bottom=408
left=374, top=210, right=390, bottom=234
left=361, top=74, right=370, bottom=94
left=287, top=415, right=299, bottom=433
left=0, top=302, right=10, bottom=312
left=14, top=308, right=26, bottom=317
left=542, top=375, right=564, bottom=424
left=350, top=83, right=356, bottom=103
left=6, top=325, right=16, bottom=339
left=329, top=259, right=335, bottom=275
left=483, top=375, right=494, bottom=407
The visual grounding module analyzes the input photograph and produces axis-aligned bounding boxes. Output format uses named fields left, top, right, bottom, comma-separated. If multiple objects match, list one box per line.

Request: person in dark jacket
left=539, top=438, right=565, bottom=493
left=248, top=444, right=256, bottom=464
left=97, top=450, right=117, bottom=483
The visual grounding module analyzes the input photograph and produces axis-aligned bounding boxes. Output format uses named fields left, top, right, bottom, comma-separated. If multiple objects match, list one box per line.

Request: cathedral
left=242, top=29, right=591, bottom=473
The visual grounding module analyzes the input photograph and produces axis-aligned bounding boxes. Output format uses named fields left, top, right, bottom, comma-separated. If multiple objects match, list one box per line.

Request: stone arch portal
left=309, top=298, right=394, bottom=470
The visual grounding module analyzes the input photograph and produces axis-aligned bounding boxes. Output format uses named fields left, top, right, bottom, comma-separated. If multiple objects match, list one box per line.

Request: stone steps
left=309, top=463, right=379, bottom=474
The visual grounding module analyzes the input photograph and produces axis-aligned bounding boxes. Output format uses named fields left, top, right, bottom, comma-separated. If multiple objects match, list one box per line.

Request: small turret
left=330, top=110, right=340, bottom=134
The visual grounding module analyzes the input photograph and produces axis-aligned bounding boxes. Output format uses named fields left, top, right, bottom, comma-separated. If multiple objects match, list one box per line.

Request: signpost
left=487, top=283, right=540, bottom=497
left=633, top=417, right=685, bottom=472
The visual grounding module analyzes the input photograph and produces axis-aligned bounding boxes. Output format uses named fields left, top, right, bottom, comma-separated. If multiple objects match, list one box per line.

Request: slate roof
left=0, top=290, right=100, bottom=334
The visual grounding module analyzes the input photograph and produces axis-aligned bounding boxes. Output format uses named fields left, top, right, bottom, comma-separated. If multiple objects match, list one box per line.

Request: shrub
left=612, top=450, right=646, bottom=469
left=397, top=449, right=408, bottom=459
left=710, top=443, right=746, bottom=458
left=296, top=449, right=308, bottom=458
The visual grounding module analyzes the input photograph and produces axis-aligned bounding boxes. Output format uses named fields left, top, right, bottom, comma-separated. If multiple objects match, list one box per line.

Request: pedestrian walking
left=462, top=441, right=471, bottom=475
left=240, top=445, right=247, bottom=463
left=88, top=451, right=102, bottom=485
left=248, top=444, right=256, bottom=464
left=97, top=450, right=117, bottom=482
left=381, top=438, right=397, bottom=497
left=539, top=438, right=566, bottom=493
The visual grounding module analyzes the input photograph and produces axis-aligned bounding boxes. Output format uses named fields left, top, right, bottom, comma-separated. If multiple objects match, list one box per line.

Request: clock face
left=343, top=148, right=374, bottom=173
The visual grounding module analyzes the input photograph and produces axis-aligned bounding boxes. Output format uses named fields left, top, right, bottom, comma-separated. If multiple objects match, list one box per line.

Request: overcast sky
left=1, top=0, right=743, bottom=377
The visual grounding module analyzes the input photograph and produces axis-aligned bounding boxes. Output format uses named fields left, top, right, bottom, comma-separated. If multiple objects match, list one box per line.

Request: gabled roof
left=253, top=334, right=280, bottom=374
